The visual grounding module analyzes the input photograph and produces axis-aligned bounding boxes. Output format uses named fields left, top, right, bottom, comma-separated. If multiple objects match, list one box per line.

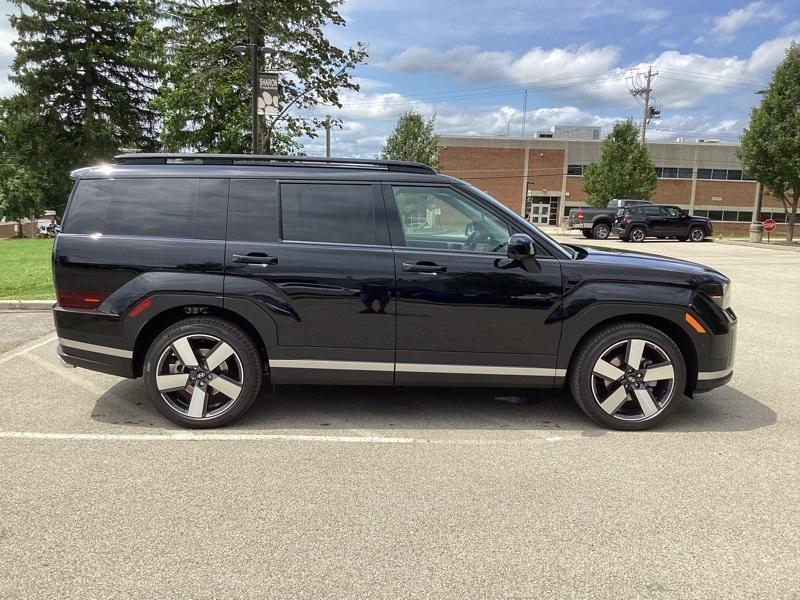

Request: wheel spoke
left=625, top=339, right=646, bottom=370
left=187, top=384, right=208, bottom=418
left=204, top=342, right=235, bottom=371
left=209, top=375, right=242, bottom=400
left=172, top=336, right=199, bottom=367
left=643, top=363, right=674, bottom=383
left=599, top=385, right=629, bottom=415
left=593, top=359, right=624, bottom=381
left=633, top=388, right=659, bottom=418
left=156, top=373, right=190, bottom=393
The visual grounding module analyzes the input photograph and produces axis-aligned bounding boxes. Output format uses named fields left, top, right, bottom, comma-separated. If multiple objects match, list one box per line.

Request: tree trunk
left=16, top=219, right=23, bottom=238
left=787, top=195, right=798, bottom=243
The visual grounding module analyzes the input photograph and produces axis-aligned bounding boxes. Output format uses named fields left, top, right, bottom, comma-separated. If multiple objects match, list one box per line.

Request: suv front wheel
left=143, top=317, right=263, bottom=428
left=569, top=322, right=686, bottom=430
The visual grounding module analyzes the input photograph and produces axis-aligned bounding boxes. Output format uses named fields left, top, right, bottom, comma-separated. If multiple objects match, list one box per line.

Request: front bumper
left=695, top=368, right=733, bottom=392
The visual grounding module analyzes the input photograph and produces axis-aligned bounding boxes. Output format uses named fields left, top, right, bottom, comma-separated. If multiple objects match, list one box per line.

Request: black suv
left=53, top=154, right=736, bottom=430
left=615, top=204, right=713, bottom=242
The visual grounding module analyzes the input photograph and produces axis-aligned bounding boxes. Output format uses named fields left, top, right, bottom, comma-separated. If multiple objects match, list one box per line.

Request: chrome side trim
left=697, top=367, right=733, bottom=381
left=270, top=359, right=394, bottom=372
left=397, top=363, right=561, bottom=377
left=271, top=359, right=564, bottom=378
left=59, top=338, right=133, bottom=359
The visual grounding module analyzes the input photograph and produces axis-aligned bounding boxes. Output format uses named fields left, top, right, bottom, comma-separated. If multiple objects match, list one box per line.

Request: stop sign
left=764, top=218, right=777, bottom=233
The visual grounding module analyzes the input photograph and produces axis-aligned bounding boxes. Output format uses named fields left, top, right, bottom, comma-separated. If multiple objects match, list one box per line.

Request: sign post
left=257, top=72, right=280, bottom=117
left=763, top=218, right=776, bottom=243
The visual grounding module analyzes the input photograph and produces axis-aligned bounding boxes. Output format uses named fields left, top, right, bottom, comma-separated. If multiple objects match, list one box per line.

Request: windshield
left=458, top=182, right=574, bottom=259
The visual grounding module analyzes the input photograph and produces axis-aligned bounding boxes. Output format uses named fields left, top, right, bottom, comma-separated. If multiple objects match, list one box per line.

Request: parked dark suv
left=615, top=204, right=713, bottom=242
left=53, top=154, right=736, bottom=430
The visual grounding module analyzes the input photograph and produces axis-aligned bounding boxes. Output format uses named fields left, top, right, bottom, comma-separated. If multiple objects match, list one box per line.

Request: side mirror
left=507, top=233, right=535, bottom=260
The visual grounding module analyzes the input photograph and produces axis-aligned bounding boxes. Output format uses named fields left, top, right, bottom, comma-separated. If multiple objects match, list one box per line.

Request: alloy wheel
left=593, top=225, right=610, bottom=240
left=590, top=338, right=675, bottom=422
left=155, top=334, right=244, bottom=420
left=631, top=228, right=646, bottom=242
left=690, top=228, right=705, bottom=242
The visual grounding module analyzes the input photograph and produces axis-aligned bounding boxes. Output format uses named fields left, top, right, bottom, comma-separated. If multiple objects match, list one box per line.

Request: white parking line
left=0, top=430, right=578, bottom=445
left=0, top=334, right=57, bottom=365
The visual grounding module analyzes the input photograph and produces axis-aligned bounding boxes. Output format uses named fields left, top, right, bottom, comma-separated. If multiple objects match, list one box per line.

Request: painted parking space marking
left=0, top=334, right=57, bottom=365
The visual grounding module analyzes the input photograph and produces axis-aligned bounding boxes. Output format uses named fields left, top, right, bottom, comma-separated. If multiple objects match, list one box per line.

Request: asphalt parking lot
left=1, top=238, right=798, bottom=599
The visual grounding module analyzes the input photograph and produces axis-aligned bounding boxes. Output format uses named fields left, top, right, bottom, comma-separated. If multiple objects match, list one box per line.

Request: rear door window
left=643, top=206, right=662, bottom=216
left=280, top=183, right=381, bottom=245
left=63, top=179, right=114, bottom=234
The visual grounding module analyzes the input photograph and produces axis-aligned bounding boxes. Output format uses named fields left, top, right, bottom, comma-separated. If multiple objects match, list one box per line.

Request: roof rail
left=113, top=153, right=437, bottom=175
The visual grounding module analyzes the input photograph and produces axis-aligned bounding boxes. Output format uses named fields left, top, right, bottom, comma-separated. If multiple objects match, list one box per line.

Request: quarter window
left=392, top=186, right=509, bottom=253
left=280, top=183, right=378, bottom=245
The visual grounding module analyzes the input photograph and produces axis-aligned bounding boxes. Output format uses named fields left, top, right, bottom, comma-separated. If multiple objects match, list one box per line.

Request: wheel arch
left=561, top=311, right=698, bottom=395
left=129, top=302, right=274, bottom=377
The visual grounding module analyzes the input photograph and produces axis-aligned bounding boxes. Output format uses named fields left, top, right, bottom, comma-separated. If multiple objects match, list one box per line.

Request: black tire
left=629, top=226, right=647, bottom=242
left=569, top=322, right=686, bottom=431
left=581, top=230, right=593, bottom=238
left=592, top=223, right=611, bottom=240
left=143, top=317, right=263, bottom=428
left=689, top=227, right=706, bottom=242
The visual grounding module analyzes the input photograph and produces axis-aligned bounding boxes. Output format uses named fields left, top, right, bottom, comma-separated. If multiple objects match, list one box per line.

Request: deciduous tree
left=738, top=42, right=800, bottom=242
left=380, top=112, right=439, bottom=168
left=582, top=120, right=657, bottom=208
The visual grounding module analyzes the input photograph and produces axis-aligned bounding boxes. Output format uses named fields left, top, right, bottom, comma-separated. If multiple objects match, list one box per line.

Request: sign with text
left=763, top=218, right=777, bottom=233
left=257, top=72, right=280, bottom=116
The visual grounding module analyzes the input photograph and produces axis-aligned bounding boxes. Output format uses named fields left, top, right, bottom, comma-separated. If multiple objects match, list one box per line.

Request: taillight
left=577, top=211, right=584, bottom=221
left=56, top=289, right=109, bottom=310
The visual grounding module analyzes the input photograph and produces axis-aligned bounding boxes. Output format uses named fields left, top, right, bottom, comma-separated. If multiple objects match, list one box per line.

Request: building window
left=654, top=167, right=663, bottom=177
left=738, top=211, right=752, bottom=222
left=742, top=172, right=756, bottom=181
left=694, top=210, right=708, bottom=217
left=711, top=169, right=727, bottom=180
left=708, top=210, right=723, bottom=220
left=662, top=167, right=679, bottom=178
left=697, top=168, right=713, bottom=179
left=678, top=168, right=693, bottom=179
left=567, top=164, right=583, bottom=175
left=726, top=170, right=742, bottom=181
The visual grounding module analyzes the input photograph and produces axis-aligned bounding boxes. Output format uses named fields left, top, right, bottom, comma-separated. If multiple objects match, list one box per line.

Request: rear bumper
left=54, top=306, right=135, bottom=378
left=568, top=222, right=590, bottom=230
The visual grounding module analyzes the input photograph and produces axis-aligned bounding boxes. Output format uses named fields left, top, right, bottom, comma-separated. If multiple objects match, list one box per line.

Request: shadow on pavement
left=91, top=379, right=776, bottom=434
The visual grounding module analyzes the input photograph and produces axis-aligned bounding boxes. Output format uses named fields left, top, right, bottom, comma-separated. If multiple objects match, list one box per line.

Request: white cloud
left=390, top=44, right=620, bottom=86
left=710, top=2, right=782, bottom=40
left=631, top=8, right=669, bottom=22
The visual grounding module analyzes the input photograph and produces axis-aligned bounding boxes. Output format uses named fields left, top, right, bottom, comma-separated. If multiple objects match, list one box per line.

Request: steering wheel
left=464, top=221, right=499, bottom=251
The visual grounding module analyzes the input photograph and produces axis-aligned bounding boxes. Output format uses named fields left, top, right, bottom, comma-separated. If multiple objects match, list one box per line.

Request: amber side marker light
left=685, top=312, right=706, bottom=333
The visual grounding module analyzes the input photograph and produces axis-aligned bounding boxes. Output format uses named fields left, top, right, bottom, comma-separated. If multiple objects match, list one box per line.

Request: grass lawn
left=0, top=238, right=55, bottom=300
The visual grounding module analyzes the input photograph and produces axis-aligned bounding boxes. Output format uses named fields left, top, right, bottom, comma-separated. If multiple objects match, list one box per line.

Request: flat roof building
left=438, top=133, right=789, bottom=236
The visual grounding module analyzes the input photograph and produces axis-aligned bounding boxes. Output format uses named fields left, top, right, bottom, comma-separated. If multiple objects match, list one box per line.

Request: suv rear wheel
left=629, top=226, right=647, bottom=242
left=592, top=223, right=611, bottom=240
left=143, top=317, right=262, bottom=428
left=581, top=230, right=593, bottom=238
left=569, top=322, right=686, bottom=430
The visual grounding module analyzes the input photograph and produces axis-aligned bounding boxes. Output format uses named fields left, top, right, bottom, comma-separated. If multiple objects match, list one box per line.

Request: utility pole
left=521, top=88, right=528, bottom=138
left=627, top=66, right=659, bottom=143
left=325, top=115, right=331, bottom=157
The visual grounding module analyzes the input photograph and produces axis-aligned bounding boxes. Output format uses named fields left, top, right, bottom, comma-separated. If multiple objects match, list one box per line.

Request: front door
left=385, top=184, right=563, bottom=387
left=224, top=179, right=395, bottom=385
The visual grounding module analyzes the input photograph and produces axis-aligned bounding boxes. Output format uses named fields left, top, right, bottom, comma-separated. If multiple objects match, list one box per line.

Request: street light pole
left=250, top=43, right=259, bottom=154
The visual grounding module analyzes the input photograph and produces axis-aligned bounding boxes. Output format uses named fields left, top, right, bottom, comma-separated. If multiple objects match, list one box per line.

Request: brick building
left=438, top=132, right=791, bottom=236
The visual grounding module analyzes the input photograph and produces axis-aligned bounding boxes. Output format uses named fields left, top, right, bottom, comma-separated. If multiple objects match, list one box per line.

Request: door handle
left=402, top=262, right=447, bottom=273
left=233, top=253, right=278, bottom=265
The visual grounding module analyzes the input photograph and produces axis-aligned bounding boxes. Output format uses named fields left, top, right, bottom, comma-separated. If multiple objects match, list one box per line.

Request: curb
left=0, top=300, right=55, bottom=311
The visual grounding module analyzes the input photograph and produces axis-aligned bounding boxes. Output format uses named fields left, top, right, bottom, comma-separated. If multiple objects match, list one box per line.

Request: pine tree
left=380, top=112, right=439, bottom=168
left=154, top=0, right=367, bottom=154
left=582, top=120, right=657, bottom=208
left=10, top=0, right=162, bottom=161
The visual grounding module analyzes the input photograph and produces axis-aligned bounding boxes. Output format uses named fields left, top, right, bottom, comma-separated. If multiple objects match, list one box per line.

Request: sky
left=0, top=0, right=798, bottom=157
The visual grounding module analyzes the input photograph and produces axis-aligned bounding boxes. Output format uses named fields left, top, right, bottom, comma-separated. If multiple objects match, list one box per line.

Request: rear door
left=384, top=184, right=563, bottom=387
left=661, top=206, right=691, bottom=236
left=641, top=205, right=664, bottom=234
left=223, top=179, right=396, bottom=385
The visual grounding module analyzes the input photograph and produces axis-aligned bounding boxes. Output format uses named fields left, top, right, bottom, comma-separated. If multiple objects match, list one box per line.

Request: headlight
left=700, top=281, right=731, bottom=309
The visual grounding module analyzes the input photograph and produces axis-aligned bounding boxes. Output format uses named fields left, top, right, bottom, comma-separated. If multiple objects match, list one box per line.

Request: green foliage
left=0, top=0, right=161, bottom=222
left=738, top=42, right=800, bottom=242
left=581, top=120, right=657, bottom=209
left=380, top=112, right=439, bottom=168
left=154, top=0, right=367, bottom=154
